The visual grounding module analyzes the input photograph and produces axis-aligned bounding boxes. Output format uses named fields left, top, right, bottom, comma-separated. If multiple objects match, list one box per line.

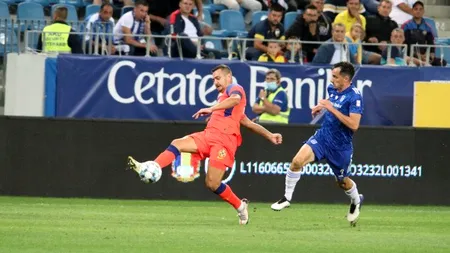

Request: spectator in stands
left=324, top=0, right=366, bottom=21
left=345, top=23, right=363, bottom=64
left=258, top=41, right=287, bottom=62
left=113, top=0, right=158, bottom=56
left=284, top=36, right=306, bottom=63
left=214, top=0, right=262, bottom=25
left=418, top=48, right=447, bottom=66
left=37, top=6, right=82, bottom=54
left=252, top=69, right=290, bottom=124
left=310, top=0, right=332, bottom=41
left=389, top=0, right=416, bottom=26
left=147, top=0, right=204, bottom=36
left=285, top=4, right=321, bottom=62
left=85, top=3, right=116, bottom=55
left=333, top=0, right=366, bottom=33
left=246, top=4, right=285, bottom=61
left=365, top=0, right=398, bottom=54
left=164, top=0, right=221, bottom=59
left=402, top=1, right=435, bottom=56
left=93, top=0, right=134, bottom=19
left=312, top=23, right=357, bottom=64
left=381, top=28, right=428, bottom=66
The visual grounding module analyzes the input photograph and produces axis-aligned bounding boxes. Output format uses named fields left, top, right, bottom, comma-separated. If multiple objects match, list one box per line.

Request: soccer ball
left=139, top=161, right=162, bottom=184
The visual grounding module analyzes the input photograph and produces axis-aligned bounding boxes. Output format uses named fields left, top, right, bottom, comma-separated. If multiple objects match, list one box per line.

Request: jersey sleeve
left=350, top=93, right=363, bottom=115
left=226, top=85, right=244, bottom=98
left=122, top=15, right=133, bottom=29
left=272, top=91, right=288, bottom=112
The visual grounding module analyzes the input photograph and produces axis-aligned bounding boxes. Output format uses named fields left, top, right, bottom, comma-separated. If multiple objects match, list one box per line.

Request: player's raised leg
left=271, top=143, right=316, bottom=211
left=127, top=135, right=199, bottom=174
left=205, top=164, right=249, bottom=225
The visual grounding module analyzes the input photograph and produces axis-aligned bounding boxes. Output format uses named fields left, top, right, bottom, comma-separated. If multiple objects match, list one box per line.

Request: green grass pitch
left=0, top=196, right=449, bottom=253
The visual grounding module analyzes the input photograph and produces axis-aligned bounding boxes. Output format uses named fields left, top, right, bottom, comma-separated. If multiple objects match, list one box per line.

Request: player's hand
left=192, top=108, right=212, bottom=119
left=318, top=99, right=333, bottom=110
left=269, top=133, right=283, bottom=145
left=311, top=104, right=324, bottom=117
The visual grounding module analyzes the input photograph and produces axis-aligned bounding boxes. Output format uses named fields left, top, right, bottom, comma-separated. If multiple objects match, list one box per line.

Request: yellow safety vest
left=42, top=23, right=72, bottom=53
left=259, top=87, right=290, bottom=124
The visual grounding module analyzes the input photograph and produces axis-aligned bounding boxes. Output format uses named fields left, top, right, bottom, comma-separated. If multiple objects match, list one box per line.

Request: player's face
left=212, top=69, right=231, bottom=92
left=331, top=67, right=349, bottom=90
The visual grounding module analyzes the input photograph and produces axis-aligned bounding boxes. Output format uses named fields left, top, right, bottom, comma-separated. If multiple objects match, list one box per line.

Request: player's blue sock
left=345, top=180, right=361, bottom=205
left=284, top=169, right=301, bottom=201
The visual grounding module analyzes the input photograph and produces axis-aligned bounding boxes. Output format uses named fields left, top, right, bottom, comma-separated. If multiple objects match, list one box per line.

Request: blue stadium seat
left=17, top=2, right=45, bottom=31
left=203, top=0, right=227, bottom=13
left=121, top=6, right=133, bottom=16
left=0, top=0, right=15, bottom=5
left=25, top=0, right=50, bottom=7
left=59, top=0, right=85, bottom=8
left=203, top=38, right=223, bottom=51
left=0, top=27, right=19, bottom=56
left=52, top=4, right=78, bottom=22
left=284, top=11, right=297, bottom=30
left=436, top=37, right=450, bottom=45
left=0, top=2, right=9, bottom=19
left=193, top=9, right=212, bottom=26
left=85, top=4, right=100, bottom=17
left=217, top=10, right=247, bottom=37
left=434, top=43, right=450, bottom=65
left=252, top=11, right=268, bottom=26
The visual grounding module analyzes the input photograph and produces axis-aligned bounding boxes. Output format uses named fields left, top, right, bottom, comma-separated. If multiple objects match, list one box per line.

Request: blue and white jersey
left=314, top=84, right=363, bottom=150
left=85, top=13, right=115, bottom=42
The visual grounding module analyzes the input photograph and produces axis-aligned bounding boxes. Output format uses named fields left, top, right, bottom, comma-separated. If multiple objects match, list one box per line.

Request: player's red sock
left=214, top=183, right=242, bottom=209
left=155, top=144, right=180, bottom=169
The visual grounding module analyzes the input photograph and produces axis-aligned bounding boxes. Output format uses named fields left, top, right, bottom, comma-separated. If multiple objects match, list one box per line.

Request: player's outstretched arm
left=240, top=116, right=282, bottom=145
left=193, top=94, right=241, bottom=119
left=318, top=99, right=362, bottom=132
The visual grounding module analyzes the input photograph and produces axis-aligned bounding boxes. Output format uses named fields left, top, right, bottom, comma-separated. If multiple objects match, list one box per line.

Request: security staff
left=252, top=69, right=290, bottom=124
left=36, top=6, right=82, bottom=54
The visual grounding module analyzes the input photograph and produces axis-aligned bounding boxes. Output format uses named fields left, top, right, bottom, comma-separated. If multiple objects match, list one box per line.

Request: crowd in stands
left=24, top=0, right=448, bottom=66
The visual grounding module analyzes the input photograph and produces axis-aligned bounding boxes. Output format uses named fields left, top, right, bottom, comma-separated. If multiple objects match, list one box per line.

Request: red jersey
left=206, top=83, right=246, bottom=138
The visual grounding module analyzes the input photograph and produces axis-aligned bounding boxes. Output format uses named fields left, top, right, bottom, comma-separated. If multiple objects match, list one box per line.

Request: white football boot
left=347, top=194, right=364, bottom=227
left=271, top=197, right=291, bottom=211
left=127, top=156, right=143, bottom=175
left=237, top=199, right=249, bottom=225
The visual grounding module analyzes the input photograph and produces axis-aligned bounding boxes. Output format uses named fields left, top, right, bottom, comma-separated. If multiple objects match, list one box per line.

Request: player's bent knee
left=291, top=157, right=304, bottom=171
left=205, top=176, right=221, bottom=191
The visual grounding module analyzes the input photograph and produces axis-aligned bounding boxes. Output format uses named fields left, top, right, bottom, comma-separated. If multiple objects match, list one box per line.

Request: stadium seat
left=434, top=43, right=450, bottom=66
left=0, top=27, right=19, bottom=56
left=25, top=0, right=50, bottom=7
left=203, top=0, right=227, bottom=13
left=17, top=2, right=45, bottom=31
left=217, top=10, right=247, bottom=37
left=252, top=11, right=268, bottom=26
left=284, top=11, right=297, bottom=30
left=121, top=6, right=133, bottom=16
left=59, top=0, right=85, bottom=8
left=203, top=38, right=223, bottom=51
left=52, top=4, right=78, bottom=22
left=193, top=9, right=212, bottom=26
left=0, top=2, right=9, bottom=19
left=85, top=4, right=100, bottom=17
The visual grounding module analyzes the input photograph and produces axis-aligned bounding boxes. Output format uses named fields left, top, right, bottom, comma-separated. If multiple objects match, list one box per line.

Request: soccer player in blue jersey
left=271, top=61, right=364, bottom=226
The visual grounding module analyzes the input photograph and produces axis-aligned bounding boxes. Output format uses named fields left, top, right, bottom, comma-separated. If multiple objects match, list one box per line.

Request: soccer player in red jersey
left=127, top=64, right=283, bottom=225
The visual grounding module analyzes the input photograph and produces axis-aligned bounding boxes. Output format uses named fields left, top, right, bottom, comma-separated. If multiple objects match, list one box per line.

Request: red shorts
left=189, top=130, right=238, bottom=170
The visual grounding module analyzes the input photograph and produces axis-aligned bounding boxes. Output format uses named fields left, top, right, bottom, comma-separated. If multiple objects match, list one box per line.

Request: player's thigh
left=171, top=135, right=199, bottom=153
left=291, top=137, right=325, bottom=171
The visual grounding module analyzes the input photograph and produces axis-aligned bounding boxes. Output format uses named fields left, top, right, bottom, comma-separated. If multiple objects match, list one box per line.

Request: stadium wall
left=0, top=116, right=449, bottom=205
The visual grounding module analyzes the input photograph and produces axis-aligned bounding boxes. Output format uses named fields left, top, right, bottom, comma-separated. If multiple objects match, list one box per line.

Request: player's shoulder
left=349, top=85, right=363, bottom=98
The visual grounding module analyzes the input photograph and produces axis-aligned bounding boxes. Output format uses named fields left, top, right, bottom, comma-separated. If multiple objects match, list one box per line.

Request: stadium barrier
left=0, top=116, right=448, bottom=205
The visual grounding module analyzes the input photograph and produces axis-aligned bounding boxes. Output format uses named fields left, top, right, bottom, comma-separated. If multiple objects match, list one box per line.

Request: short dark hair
left=54, top=6, right=68, bottom=20
left=269, top=3, right=285, bottom=13
left=135, top=0, right=149, bottom=7
left=413, top=1, right=424, bottom=8
left=100, top=3, right=113, bottom=10
left=266, top=69, right=281, bottom=81
left=305, top=4, right=318, bottom=11
left=332, top=62, right=355, bottom=80
left=211, top=64, right=232, bottom=75
left=346, top=0, right=360, bottom=3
